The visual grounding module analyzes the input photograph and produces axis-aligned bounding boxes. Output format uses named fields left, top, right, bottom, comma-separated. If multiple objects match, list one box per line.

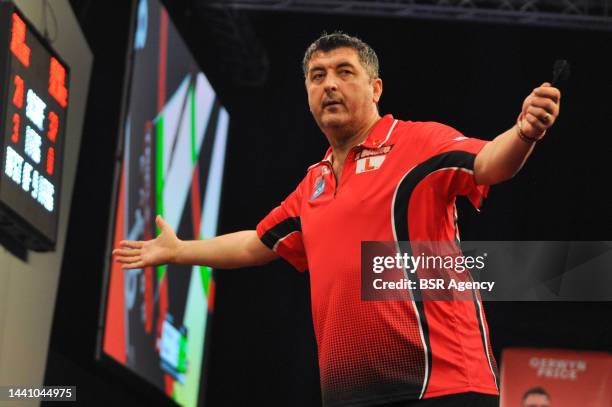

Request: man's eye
left=312, top=73, right=324, bottom=80
left=340, top=70, right=352, bottom=75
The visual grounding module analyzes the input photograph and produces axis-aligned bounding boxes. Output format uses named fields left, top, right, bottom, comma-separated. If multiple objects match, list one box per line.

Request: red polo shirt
left=257, top=115, right=499, bottom=407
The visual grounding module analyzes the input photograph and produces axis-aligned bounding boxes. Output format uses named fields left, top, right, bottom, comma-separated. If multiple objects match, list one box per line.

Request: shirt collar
left=357, top=114, right=397, bottom=149
left=316, top=114, right=397, bottom=166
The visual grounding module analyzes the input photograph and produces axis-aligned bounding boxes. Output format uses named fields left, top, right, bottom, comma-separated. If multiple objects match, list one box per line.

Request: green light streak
left=156, top=116, right=165, bottom=235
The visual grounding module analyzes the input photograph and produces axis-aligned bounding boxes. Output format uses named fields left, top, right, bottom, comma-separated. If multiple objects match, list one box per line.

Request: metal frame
left=202, top=0, right=612, bottom=31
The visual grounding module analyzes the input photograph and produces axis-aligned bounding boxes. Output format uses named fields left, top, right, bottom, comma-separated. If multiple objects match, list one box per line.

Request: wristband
left=516, top=116, right=544, bottom=143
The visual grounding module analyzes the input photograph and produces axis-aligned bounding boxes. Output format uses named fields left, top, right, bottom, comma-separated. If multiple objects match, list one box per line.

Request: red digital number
left=13, top=75, right=24, bottom=108
left=11, top=113, right=20, bottom=143
left=10, top=13, right=30, bottom=67
left=46, top=147, right=55, bottom=175
left=49, top=58, right=68, bottom=108
left=48, top=111, right=59, bottom=142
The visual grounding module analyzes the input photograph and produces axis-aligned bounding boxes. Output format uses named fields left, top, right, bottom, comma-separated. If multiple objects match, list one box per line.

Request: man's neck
left=326, top=113, right=381, bottom=168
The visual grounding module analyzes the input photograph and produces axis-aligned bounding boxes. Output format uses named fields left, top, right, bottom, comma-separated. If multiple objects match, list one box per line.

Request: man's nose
left=323, top=74, right=338, bottom=92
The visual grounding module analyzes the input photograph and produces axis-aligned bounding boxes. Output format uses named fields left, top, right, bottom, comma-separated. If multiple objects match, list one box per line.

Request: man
left=114, top=33, right=560, bottom=406
left=521, top=387, right=551, bottom=407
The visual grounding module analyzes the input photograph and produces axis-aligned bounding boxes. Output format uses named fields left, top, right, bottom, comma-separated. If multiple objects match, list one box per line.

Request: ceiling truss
left=201, top=0, right=612, bottom=31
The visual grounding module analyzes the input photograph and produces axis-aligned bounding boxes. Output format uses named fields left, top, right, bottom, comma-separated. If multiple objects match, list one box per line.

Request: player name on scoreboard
left=0, top=4, right=69, bottom=251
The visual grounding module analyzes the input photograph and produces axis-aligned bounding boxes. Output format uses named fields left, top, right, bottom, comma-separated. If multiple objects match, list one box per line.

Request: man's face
left=522, top=394, right=551, bottom=407
left=305, top=47, right=382, bottom=133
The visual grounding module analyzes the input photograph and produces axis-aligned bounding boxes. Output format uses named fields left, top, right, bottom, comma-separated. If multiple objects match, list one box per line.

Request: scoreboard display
left=0, top=3, right=69, bottom=251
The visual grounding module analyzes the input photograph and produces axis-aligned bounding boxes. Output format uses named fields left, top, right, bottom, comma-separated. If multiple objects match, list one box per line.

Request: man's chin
left=319, top=114, right=348, bottom=129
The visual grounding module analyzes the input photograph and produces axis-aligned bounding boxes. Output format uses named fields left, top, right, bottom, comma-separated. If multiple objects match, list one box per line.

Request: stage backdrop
left=500, top=348, right=611, bottom=407
left=99, top=1, right=229, bottom=406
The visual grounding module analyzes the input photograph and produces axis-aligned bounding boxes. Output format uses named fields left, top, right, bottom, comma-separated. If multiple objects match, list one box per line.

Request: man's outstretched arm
left=474, top=82, right=561, bottom=185
left=113, top=215, right=278, bottom=270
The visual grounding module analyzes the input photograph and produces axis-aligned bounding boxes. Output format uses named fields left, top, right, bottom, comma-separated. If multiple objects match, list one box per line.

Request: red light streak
left=158, top=9, right=167, bottom=111
left=47, top=111, right=58, bottom=142
left=11, top=113, right=20, bottom=143
left=10, top=13, right=30, bottom=67
left=13, top=75, right=24, bottom=108
left=144, top=268, right=153, bottom=333
left=49, top=57, right=68, bottom=108
left=46, top=147, right=55, bottom=175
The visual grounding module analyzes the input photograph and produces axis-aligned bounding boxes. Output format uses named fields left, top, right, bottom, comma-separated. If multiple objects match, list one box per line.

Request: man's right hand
left=113, top=215, right=180, bottom=269
left=114, top=219, right=277, bottom=270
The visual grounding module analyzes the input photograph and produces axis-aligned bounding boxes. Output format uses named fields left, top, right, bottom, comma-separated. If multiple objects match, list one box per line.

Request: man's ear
left=372, top=78, right=383, bottom=103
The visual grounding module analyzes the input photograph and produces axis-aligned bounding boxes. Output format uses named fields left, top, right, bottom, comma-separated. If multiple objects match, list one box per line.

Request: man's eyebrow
left=308, top=60, right=357, bottom=75
left=308, top=66, right=325, bottom=74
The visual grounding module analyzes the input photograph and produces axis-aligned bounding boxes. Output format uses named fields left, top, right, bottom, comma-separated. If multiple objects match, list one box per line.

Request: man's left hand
left=519, top=82, right=561, bottom=140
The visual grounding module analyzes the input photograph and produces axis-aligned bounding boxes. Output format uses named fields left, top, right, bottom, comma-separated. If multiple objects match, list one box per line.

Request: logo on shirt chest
left=356, top=155, right=386, bottom=173
left=354, top=144, right=393, bottom=174
left=355, top=145, right=393, bottom=160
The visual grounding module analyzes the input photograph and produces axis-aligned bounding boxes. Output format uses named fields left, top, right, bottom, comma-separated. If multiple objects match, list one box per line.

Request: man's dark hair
left=302, top=32, right=380, bottom=79
left=522, top=386, right=550, bottom=401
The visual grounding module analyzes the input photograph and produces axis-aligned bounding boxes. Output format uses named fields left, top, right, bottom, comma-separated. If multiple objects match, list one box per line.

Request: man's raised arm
left=474, top=82, right=561, bottom=185
left=113, top=215, right=278, bottom=270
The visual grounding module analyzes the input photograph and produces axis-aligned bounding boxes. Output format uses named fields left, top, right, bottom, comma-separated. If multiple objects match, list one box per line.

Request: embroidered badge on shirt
left=310, top=175, right=325, bottom=200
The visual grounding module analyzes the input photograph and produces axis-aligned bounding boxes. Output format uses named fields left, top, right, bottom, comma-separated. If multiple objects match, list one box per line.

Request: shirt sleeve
left=256, top=180, right=308, bottom=272
left=418, top=121, right=490, bottom=209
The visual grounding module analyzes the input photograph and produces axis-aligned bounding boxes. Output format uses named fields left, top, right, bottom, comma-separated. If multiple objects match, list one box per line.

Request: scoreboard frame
left=0, top=2, right=70, bottom=252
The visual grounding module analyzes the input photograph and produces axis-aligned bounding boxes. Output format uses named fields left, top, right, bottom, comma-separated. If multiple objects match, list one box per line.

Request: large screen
left=100, top=0, right=229, bottom=405
left=0, top=3, right=69, bottom=251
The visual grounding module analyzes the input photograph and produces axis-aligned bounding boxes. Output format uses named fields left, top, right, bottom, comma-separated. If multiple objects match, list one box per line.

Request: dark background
left=44, top=1, right=611, bottom=406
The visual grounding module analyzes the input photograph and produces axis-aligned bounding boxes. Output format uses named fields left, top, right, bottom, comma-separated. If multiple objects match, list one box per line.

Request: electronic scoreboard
left=0, top=3, right=69, bottom=251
